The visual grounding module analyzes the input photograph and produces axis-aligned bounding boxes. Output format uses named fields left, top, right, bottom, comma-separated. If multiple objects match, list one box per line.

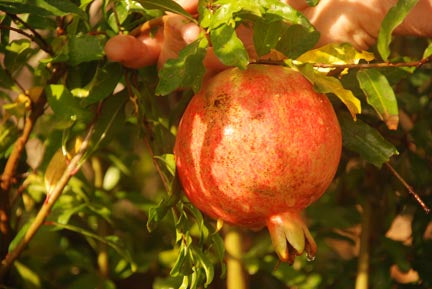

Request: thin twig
left=256, top=55, right=432, bottom=70
left=385, top=163, right=431, bottom=214
left=0, top=123, right=95, bottom=280
left=0, top=24, right=33, bottom=40
left=7, top=14, right=54, bottom=55
left=0, top=65, right=65, bottom=258
left=124, top=72, right=171, bottom=192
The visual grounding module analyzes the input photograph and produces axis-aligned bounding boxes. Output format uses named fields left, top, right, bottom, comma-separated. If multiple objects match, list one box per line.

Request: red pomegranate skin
left=174, top=64, right=342, bottom=261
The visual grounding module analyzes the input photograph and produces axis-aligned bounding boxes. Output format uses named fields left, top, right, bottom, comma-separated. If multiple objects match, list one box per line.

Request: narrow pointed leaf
left=377, top=0, right=419, bottom=60
left=357, top=69, right=399, bottom=130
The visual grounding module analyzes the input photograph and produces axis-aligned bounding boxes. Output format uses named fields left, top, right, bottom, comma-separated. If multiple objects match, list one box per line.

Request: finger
left=105, top=31, right=163, bottom=69
left=158, top=14, right=201, bottom=68
left=174, top=0, right=198, bottom=14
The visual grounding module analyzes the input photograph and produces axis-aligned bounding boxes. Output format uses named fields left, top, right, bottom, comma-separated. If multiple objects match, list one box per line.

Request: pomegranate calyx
left=266, top=211, right=317, bottom=264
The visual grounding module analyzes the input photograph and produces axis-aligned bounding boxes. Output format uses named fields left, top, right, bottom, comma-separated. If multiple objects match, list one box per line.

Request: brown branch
left=0, top=24, right=33, bottom=40
left=385, top=163, right=430, bottom=214
left=0, top=123, right=95, bottom=280
left=0, top=64, right=65, bottom=262
left=7, top=14, right=54, bottom=55
left=256, top=56, right=432, bottom=70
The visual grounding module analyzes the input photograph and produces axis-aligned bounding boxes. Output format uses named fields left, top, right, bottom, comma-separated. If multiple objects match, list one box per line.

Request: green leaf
left=423, top=42, right=432, bottom=58
left=147, top=193, right=180, bottom=232
left=0, top=0, right=86, bottom=18
left=0, top=120, right=19, bottom=156
left=51, top=222, right=137, bottom=272
left=297, top=43, right=374, bottom=65
left=253, top=19, right=285, bottom=57
left=210, top=24, right=249, bottom=69
left=377, top=0, right=419, bottom=60
left=357, top=69, right=399, bottom=130
left=137, top=0, right=195, bottom=22
left=276, top=24, right=320, bottom=59
left=56, top=203, right=87, bottom=225
left=170, top=243, right=189, bottom=277
left=68, top=34, right=105, bottom=66
left=192, top=248, right=215, bottom=287
left=338, top=113, right=399, bottom=167
left=293, top=63, right=361, bottom=118
left=306, top=0, right=319, bottom=6
left=75, top=63, right=123, bottom=105
left=154, top=154, right=176, bottom=176
left=4, top=39, right=37, bottom=73
left=86, top=92, right=128, bottom=156
left=13, top=261, right=41, bottom=289
left=265, top=0, right=314, bottom=31
left=103, top=166, right=122, bottom=191
left=200, top=0, right=262, bottom=29
left=45, top=84, right=92, bottom=123
left=157, top=36, right=208, bottom=95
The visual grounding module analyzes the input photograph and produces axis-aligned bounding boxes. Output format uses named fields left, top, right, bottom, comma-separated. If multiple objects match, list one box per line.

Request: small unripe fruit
left=174, top=64, right=342, bottom=262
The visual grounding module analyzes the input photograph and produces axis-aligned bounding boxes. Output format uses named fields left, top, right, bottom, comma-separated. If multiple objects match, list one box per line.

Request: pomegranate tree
left=174, top=64, right=342, bottom=263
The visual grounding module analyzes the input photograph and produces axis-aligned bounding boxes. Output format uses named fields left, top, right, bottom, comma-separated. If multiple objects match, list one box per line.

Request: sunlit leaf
left=45, top=84, right=92, bottom=123
left=157, top=36, right=208, bottom=95
left=200, top=0, right=261, bottom=29
left=154, top=154, right=176, bottom=176
left=0, top=120, right=19, bottom=156
left=293, top=63, right=361, bottom=118
left=210, top=24, right=249, bottom=69
left=423, top=42, right=432, bottom=58
left=44, top=148, right=68, bottom=194
left=4, top=39, right=37, bottom=73
left=192, top=247, right=215, bottom=287
left=377, top=0, right=419, bottom=60
left=265, top=0, right=314, bottom=31
left=72, top=63, right=123, bottom=105
left=338, top=113, right=399, bottom=167
left=357, top=69, right=399, bottom=130
left=103, top=166, right=122, bottom=191
left=297, top=43, right=374, bottom=66
left=13, top=261, right=41, bottom=288
left=170, top=243, right=189, bottom=277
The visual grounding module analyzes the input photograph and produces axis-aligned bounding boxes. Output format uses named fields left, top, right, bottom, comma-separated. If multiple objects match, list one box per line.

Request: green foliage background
left=0, top=0, right=431, bottom=288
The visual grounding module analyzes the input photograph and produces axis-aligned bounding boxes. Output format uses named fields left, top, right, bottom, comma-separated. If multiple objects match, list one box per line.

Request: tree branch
left=0, top=65, right=65, bottom=260
left=385, top=163, right=430, bottom=214
left=256, top=56, right=432, bottom=70
left=7, top=14, right=54, bottom=55
left=0, top=123, right=95, bottom=281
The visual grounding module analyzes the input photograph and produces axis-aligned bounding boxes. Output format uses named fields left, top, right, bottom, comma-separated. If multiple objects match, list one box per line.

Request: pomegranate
left=174, top=64, right=342, bottom=263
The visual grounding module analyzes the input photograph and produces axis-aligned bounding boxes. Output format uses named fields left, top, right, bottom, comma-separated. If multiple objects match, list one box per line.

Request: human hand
left=104, top=0, right=432, bottom=73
